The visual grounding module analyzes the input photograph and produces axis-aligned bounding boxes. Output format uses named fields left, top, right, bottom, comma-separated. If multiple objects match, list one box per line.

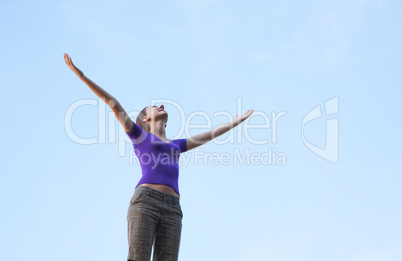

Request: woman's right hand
left=64, top=53, right=83, bottom=78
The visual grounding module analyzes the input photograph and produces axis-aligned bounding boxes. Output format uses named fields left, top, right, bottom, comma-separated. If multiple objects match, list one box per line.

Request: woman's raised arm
left=186, top=109, right=253, bottom=151
left=63, top=53, right=133, bottom=132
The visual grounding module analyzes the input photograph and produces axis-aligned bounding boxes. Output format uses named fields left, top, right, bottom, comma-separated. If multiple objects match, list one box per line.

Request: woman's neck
left=149, top=121, right=167, bottom=140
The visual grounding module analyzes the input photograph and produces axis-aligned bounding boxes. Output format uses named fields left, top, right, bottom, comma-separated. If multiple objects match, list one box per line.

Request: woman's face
left=147, top=104, right=168, bottom=122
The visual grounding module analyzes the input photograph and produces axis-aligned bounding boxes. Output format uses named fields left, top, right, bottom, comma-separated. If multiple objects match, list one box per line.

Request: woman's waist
left=137, top=183, right=180, bottom=198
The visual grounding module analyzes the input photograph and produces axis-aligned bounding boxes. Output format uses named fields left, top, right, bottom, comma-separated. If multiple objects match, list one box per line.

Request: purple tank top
left=125, top=120, right=187, bottom=195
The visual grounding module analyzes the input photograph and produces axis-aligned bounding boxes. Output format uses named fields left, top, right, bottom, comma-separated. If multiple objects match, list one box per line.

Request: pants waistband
left=135, top=185, right=180, bottom=205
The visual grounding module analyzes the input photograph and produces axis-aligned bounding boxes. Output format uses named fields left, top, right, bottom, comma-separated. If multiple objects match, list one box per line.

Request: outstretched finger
left=64, top=54, right=70, bottom=64
left=245, top=110, right=253, bottom=117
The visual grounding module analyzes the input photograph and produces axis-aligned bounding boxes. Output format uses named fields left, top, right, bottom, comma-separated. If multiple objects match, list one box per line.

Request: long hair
left=136, top=106, right=150, bottom=132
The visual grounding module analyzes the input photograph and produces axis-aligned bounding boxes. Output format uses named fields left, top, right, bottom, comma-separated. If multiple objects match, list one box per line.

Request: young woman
left=63, top=53, right=253, bottom=261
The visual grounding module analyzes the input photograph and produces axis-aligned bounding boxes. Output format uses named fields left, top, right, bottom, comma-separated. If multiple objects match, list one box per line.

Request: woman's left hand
left=233, top=109, right=254, bottom=126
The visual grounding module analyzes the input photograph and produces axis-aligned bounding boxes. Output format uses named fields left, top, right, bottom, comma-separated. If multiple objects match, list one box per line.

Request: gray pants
left=127, top=186, right=183, bottom=261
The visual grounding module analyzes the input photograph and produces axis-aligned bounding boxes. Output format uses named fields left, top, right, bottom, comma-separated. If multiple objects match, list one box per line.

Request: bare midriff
left=139, top=183, right=180, bottom=198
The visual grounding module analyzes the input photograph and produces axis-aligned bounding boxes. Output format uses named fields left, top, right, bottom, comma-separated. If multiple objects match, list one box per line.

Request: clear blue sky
left=1, top=0, right=401, bottom=260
